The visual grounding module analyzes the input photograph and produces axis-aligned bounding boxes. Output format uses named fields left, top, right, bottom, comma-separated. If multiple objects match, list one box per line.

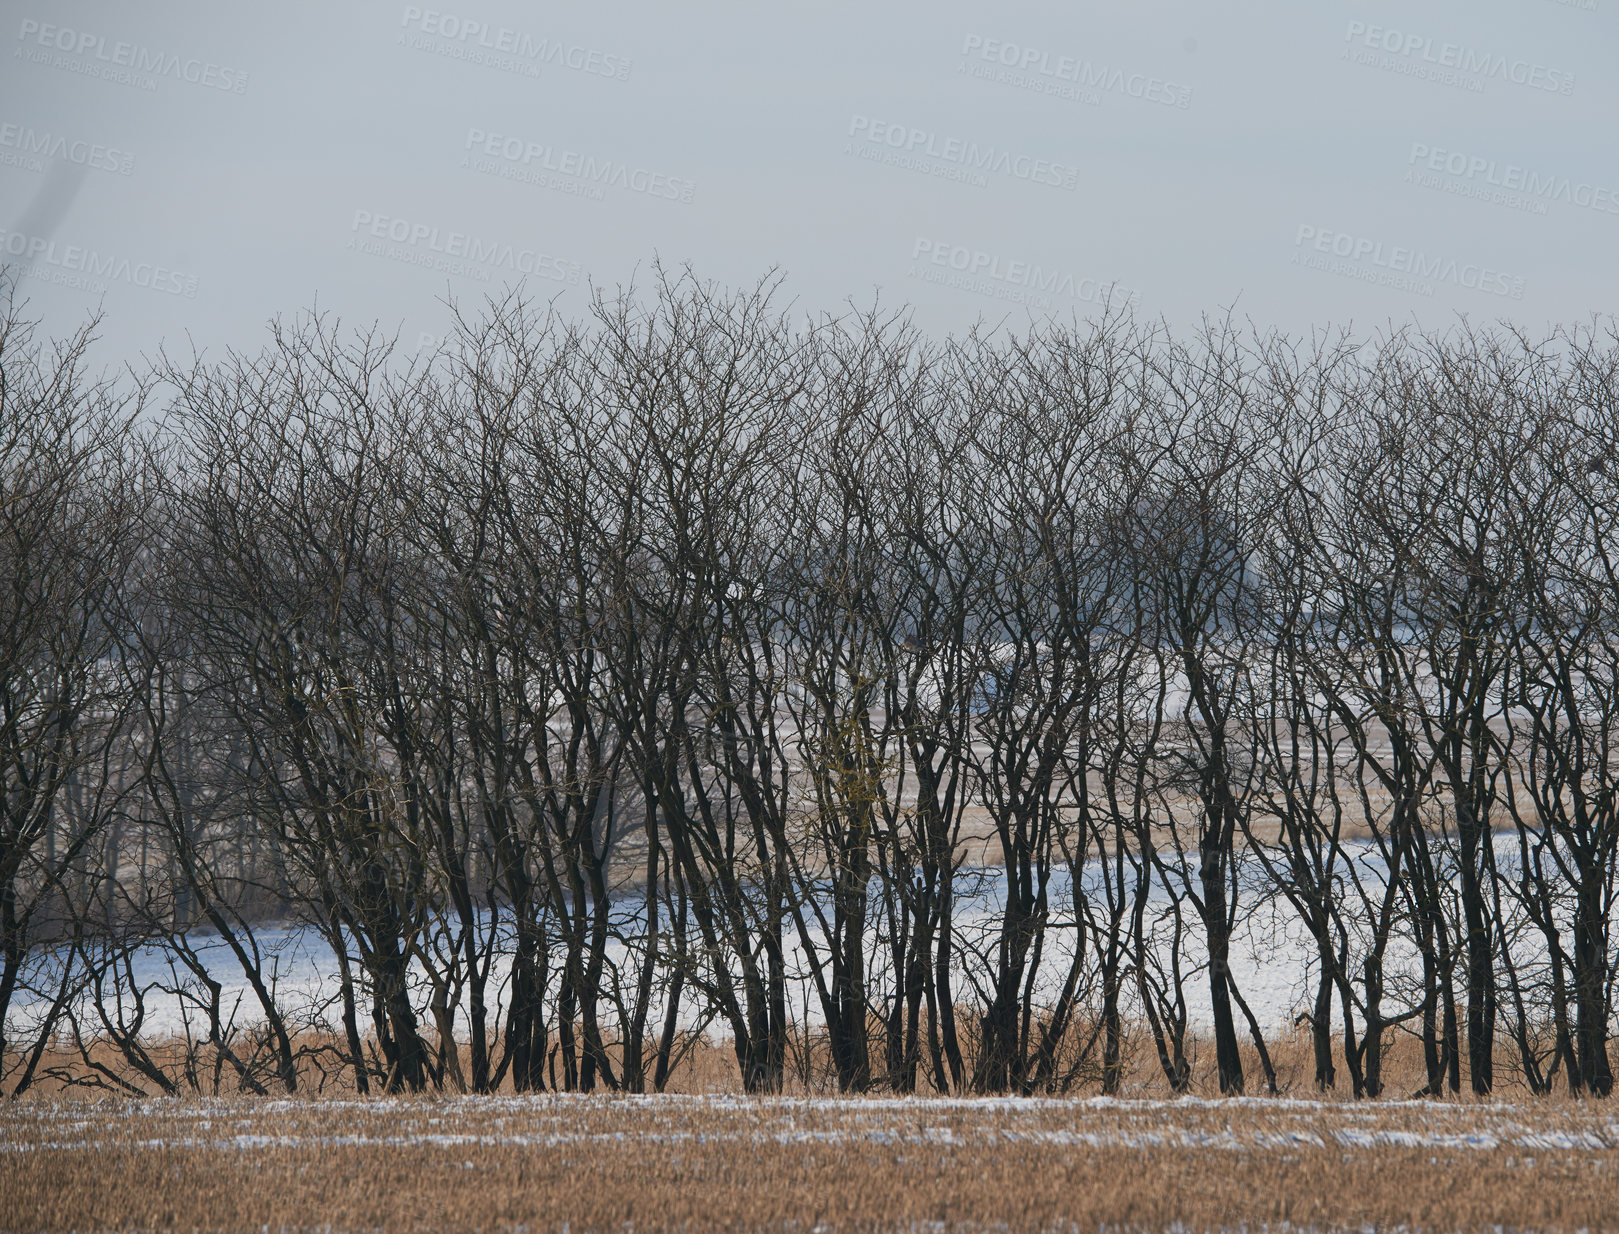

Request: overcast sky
left=2, top=0, right=1613, bottom=365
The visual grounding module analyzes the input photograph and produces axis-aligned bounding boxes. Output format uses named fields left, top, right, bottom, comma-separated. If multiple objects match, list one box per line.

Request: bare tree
left=0, top=284, right=140, bottom=1096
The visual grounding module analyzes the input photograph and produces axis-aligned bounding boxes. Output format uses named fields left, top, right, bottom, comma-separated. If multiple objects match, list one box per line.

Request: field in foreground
left=5, top=1094, right=1619, bottom=1233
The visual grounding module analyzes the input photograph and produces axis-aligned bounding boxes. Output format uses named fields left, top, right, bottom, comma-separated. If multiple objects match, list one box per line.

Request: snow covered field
left=6, top=857, right=1326, bottom=1045
left=4, top=835, right=1494, bottom=1065
left=12, top=831, right=1547, bottom=1070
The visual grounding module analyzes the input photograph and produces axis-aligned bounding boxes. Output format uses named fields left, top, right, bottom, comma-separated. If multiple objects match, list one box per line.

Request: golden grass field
left=3, top=1023, right=1612, bottom=1232
left=5, top=1087, right=1619, bottom=1233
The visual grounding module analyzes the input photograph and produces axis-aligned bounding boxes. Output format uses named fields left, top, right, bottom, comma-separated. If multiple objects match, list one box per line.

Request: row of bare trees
left=3, top=270, right=1618, bottom=1100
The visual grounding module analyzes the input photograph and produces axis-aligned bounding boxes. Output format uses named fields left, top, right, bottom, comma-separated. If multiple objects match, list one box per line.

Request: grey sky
left=1, top=0, right=1613, bottom=364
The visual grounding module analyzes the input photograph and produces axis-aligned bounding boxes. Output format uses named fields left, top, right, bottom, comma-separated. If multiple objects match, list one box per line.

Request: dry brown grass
left=9, top=1021, right=1599, bottom=1232
left=11, top=1017, right=1527, bottom=1105
left=13, top=1018, right=1444, bottom=1103
left=5, top=1088, right=1619, bottom=1233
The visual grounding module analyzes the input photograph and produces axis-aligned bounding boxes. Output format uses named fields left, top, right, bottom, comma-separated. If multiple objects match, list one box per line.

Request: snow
left=4, top=836, right=1543, bottom=1053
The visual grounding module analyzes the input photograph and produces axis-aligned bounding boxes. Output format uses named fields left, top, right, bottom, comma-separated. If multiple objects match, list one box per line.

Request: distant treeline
left=2, top=268, right=1617, bottom=1100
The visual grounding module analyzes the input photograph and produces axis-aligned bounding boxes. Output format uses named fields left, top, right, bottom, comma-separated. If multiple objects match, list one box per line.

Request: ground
left=5, top=1091, right=1618, bottom=1232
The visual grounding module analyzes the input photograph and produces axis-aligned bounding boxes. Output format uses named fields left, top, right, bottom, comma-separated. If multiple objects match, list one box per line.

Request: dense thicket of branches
left=3, top=270, right=1617, bottom=1099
